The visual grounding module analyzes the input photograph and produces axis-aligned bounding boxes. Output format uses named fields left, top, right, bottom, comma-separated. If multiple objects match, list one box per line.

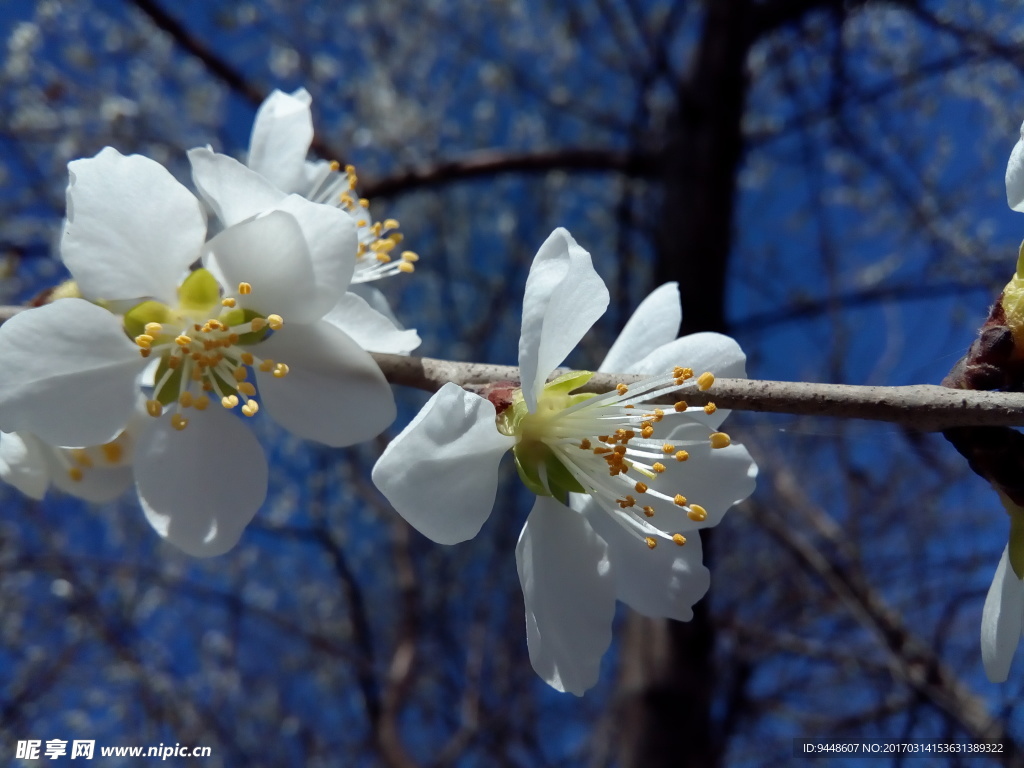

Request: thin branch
left=370, top=352, right=1024, bottom=431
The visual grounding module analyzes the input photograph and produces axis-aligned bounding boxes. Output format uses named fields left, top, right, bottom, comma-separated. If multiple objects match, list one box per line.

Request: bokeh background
left=1, top=0, right=1024, bottom=765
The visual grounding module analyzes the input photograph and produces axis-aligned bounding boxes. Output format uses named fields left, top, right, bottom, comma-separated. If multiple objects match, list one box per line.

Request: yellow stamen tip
left=267, top=314, right=284, bottom=330
left=221, top=297, right=237, bottom=308
left=642, top=506, right=655, bottom=517
left=674, top=494, right=688, bottom=507
left=134, top=334, right=153, bottom=349
left=273, top=363, right=290, bottom=378
left=144, top=322, right=163, bottom=335
left=175, top=334, right=192, bottom=347
left=238, top=282, right=252, bottom=295
left=250, top=317, right=267, bottom=332
left=579, top=438, right=592, bottom=450
left=232, top=366, right=248, bottom=382
left=616, top=383, right=629, bottom=395
left=221, top=395, right=239, bottom=409
left=401, top=250, right=419, bottom=262
left=703, top=403, right=717, bottom=415
left=171, top=414, right=188, bottom=431
left=688, top=504, right=708, bottom=522
left=68, top=467, right=84, bottom=483
left=673, top=534, right=687, bottom=546
left=697, top=372, right=715, bottom=391
left=709, top=432, right=731, bottom=449
left=674, top=401, right=688, bottom=412
left=675, top=450, right=689, bottom=462
left=145, top=399, right=163, bottom=418
left=652, top=462, right=666, bottom=473
left=398, top=262, right=415, bottom=273
left=178, top=392, right=193, bottom=408
left=101, top=442, right=123, bottom=464
left=241, top=401, right=259, bottom=417
left=237, top=382, right=256, bottom=397
left=645, top=537, right=657, bottom=550
left=634, top=481, right=648, bottom=494
left=662, top=443, right=676, bottom=454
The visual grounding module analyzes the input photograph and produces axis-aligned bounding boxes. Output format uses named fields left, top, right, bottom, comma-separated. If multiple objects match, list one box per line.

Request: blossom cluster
left=0, top=88, right=759, bottom=694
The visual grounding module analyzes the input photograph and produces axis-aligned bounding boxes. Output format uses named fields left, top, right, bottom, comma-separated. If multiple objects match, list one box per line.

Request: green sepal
left=538, top=370, right=595, bottom=403
left=513, top=441, right=586, bottom=498
left=152, top=356, right=184, bottom=406
left=123, top=300, right=172, bottom=338
left=178, top=268, right=220, bottom=312
left=220, top=307, right=269, bottom=345
left=1003, top=492, right=1024, bottom=579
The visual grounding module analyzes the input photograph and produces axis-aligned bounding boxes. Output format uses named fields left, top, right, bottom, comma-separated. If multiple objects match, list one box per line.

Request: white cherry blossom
left=372, top=228, right=756, bottom=694
left=0, top=147, right=397, bottom=556
left=1007, top=119, right=1024, bottom=211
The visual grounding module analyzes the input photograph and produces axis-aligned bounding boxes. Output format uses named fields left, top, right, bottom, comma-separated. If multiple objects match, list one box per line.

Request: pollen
left=642, top=505, right=655, bottom=517
left=237, top=382, right=256, bottom=397
left=579, top=438, right=592, bottom=450
left=673, top=367, right=693, bottom=380
left=68, top=467, right=84, bottom=483
left=398, top=262, right=415, bottom=273
left=144, top=322, right=163, bottom=335
left=652, top=462, right=666, bottom=473
left=71, top=449, right=92, bottom=468
left=134, top=333, right=154, bottom=349
left=675, top=450, right=689, bottom=462
left=221, top=395, right=239, bottom=409
left=672, top=534, right=687, bottom=546
left=401, top=251, right=419, bottom=262
left=710, top=432, right=731, bottom=449
left=146, top=399, right=163, bottom=418
left=616, top=383, right=629, bottom=395
left=171, top=414, right=188, bottom=431
left=221, top=297, right=237, bottom=308
left=662, top=443, right=676, bottom=454
left=241, top=401, right=259, bottom=417
left=267, top=314, right=284, bottom=330
left=193, top=395, right=210, bottom=411
left=645, top=537, right=657, bottom=550
left=240, top=352, right=254, bottom=366
left=250, top=317, right=267, bottom=332
left=703, top=403, right=717, bottom=415
left=697, top=372, right=715, bottom=391
left=232, top=366, right=248, bottom=382
left=238, top=282, right=252, bottom=295
left=674, top=401, right=687, bottom=412
left=634, top=481, right=648, bottom=494
left=101, top=442, right=122, bottom=463
left=688, top=504, right=708, bottom=522
left=674, top=494, right=687, bottom=507
left=178, top=391, right=193, bottom=408
left=273, top=363, right=290, bottom=378
left=175, top=334, right=192, bottom=347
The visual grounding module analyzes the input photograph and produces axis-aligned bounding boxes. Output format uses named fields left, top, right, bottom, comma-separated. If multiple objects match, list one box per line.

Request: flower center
left=123, top=269, right=289, bottom=431
left=497, top=367, right=731, bottom=550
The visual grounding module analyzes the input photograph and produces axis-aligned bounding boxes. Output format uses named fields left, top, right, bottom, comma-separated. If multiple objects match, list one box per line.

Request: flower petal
left=274, top=194, right=357, bottom=316
left=515, top=496, right=615, bottom=695
left=982, top=546, right=1024, bottom=682
left=49, top=457, right=133, bottom=503
left=254, top=320, right=396, bottom=447
left=202, top=211, right=320, bottom=324
left=630, top=332, right=747, bottom=429
left=188, top=147, right=286, bottom=226
left=62, top=147, right=206, bottom=303
left=599, top=283, right=681, bottom=374
left=1008, top=121, right=1024, bottom=212
left=576, top=495, right=709, bottom=621
left=519, top=228, right=609, bottom=410
left=134, top=408, right=267, bottom=557
left=323, top=292, right=420, bottom=355
left=247, top=88, right=314, bottom=194
left=0, top=300, right=144, bottom=447
left=0, top=432, right=49, bottom=499
left=372, top=383, right=515, bottom=544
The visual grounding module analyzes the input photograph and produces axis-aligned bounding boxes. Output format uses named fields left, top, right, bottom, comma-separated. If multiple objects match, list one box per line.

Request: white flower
left=372, top=228, right=757, bottom=694
left=0, top=147, right=397, bottom=556
left=982, top=545, right=1024, bottom=682
left=1008, top=119, right=1024, bottom=211
left=188, top=88, right=421, bottom=289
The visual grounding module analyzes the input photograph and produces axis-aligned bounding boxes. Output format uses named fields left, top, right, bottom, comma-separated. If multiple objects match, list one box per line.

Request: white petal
left=188, top=147, right=285, bottom=226
left=323, top=292, right=420, bottom=355
left=348, top=284, right=401, bottom=325
left=371, top=383, right=515, bottom=544
left=1008, top=123, right=1024, bottom=211
left=202, top=211, right=320, bottom=324
left=247, top=88, right=314, bottom=194
left=0, top=300, right=144, bottom=447
left=134, top=409, right=267, bottom=557
left=62, top=148, right=206, bottom=303
left=254, top=320, right=396, bottom=447
left=982, top=546, right=1024, bottom=682
left=274, top=194, right=357, bottom=316
left=645, top=422, right=757, bottom=531
left=516, top=496, right=616, bottom=695
left=599, top=283, right=681, bottom=374
left=576, top=496, right=709, bottom=621
left=0, top=432, right=50, bottom=499
left=630, top=332, right=747, bottom=429
left=49, top=458, right=133, bottom=503
left=519, top=228, right=609, bottom=409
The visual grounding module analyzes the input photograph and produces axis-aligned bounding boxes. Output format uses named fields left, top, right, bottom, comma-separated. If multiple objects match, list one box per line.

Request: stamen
left=675, top=450, right=689, bottom=462
left=273, top=363, right=290, bottom=378
left=222, top=297, right=237, bottom=308
left=68, top=467, right=84, bottom=482
left=237, top=382, right=256, bottom=397
left=267, top=314, right=284, bottom=330
left=241, top=401, right=259, bottom=417
left=674, top=401, right=687, bottom=412
left=673, top=534, right=687, bottom=546
left=238, top=282, right=252, bottom=295
left=146, top=399, right=163, bottom=418
left=688, top=504, right=708, bottom=522
left=709, top=432, right=731, bottom=449
left=652, top=462, right=666, bottom=473
left=171, top=414, right=188, bottom=431
left=101, top=442, right=122, bottom=464
left=645, top=537, right=657, bottom=550
left=221, top=395, right=239, bottom=409
left=697, top=372, right=715, bottom=390
left=674, top=494, right=688, bottom=507
left=703, top=403, right=717, bottom=415
left=193, top=395, right=210, bottom=411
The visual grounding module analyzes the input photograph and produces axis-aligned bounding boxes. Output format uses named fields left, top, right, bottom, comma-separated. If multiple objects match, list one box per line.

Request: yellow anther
left=232, top=366, right=248, bottom=382
left=175, top=334, right=192, bottom=347
left=652, top=462, right=666, bottom=473
left=642, top=506, right=655, bottom=517
left=675, top=450, right=689, bottom=462
left=641, top=425, right=654, bottom=439
left=398, top=262, right=415, bottom=273
left=241, top=401, right=259, bottom=417
left=273, top=363, right=290, bottom=378
left=688, top=504, right=708, bottom=522
left=376, top=253, right=393, bottom=263
left=674, top=401, right=688, bottom=412
left=139, top=348, right=151, bottom=358
left=100, top=442, right=122, bottom=464
left=329, top=160, right=341, bottom=172
left=703, top=403, right=717, bottom=415
left=673, top=367, right=694, bottom=380
left=579, top=438, right=592, bottom=450
left=146, top=399, right=163, bottom=418
left=613, top=444, right=627, bottom=455
left=71, top=449, right=92, bottom=468
left=267, top=314, right=284, bottom=330
left=144, top=322, right=163, bottom=335
left=238, top=282, right=252, bottom=295
left=356, top=219, right=367, bottom=228
left=624, top=404, right=634, bottom=409
left=616, top=383, right=629, bottom=395
left=222, top=297, right=237, bottom=308
left=344, top=163, right=356, bottom=174
left=258, top=359, right=275, bottom=372
left=250, top=317, right=267, bottom=332
left=221, top=395, right=239, bottom=409
left=673, top=534, right=687, bottom=546
left=178, top=391, right=193, bottom=408
left=697, top=372, right=715, bottom=391
left=237, top=382, right=256, bottom=397
left=401, top=250, right=419, bottom=262
left=593, top=446, right=612, bottom=455
left=68, top=467, right=84, bottom=483
left=674, top=494, right=688, bottom=507
left=652, top=409, right=665, bottom=421
left=359, top=198, right=370, bottom=208
left=634, top=481, right=648, bottom=494
left=645, top=537, right=657, bottom=550
left=171, top=414, right=188, bottom=431
left=383, top=218, right=400, bottom=230
left=388, top=232, right=404, bottom=243
left=709, top=432, right=731, bottom=449
left=618, top=495, right=636, bottom=508
left=240, top=352, right=254, bottom=366
left=134, top=334, right=153, bottom=349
